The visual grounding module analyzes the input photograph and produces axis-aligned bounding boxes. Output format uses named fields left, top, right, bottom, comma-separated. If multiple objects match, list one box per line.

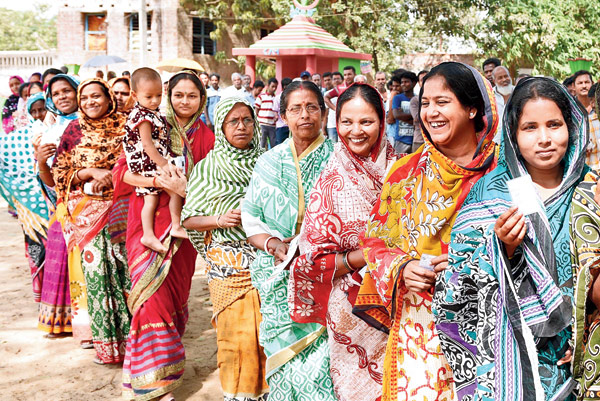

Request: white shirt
left=220, top=85, right=246, bottom=99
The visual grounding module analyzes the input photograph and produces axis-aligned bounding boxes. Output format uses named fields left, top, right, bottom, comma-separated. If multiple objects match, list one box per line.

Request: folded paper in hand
left=507, top=174, right=543, bottom=216
left=264, top=236, right=300, bottom=285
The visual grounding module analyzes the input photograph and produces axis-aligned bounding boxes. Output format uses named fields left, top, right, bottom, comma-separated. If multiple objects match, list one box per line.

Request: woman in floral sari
left=0, top=91, right=49, bottom=302
left=357, top=62, right=498, bottom=401
left=2, top=75, right=24, bottom=133
left=36, top=74, right=80, bottom=336
left=49, top=78, right=131, bottom=364
left=241, top=81, right=336, bottom=400
left=119, top=71, right=214, bottom=401
left=182, top=96, right=268, bottom=401
left=288, top=83, right=395, bottom=400
left=435, top=77, right=586, bottom=401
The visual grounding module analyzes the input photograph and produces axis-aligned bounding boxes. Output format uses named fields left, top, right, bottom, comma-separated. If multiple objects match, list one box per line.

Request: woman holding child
left=51, top=78, right=131, bottom=364
left=118, top=70, right=214, bottom=401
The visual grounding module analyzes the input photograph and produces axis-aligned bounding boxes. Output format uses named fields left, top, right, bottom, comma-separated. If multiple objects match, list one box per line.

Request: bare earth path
left=0, top=204, right=222, bottom=400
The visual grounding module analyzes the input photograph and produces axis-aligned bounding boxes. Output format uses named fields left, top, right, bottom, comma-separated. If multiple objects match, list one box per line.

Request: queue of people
left=1, top=59, right=600, bottom=401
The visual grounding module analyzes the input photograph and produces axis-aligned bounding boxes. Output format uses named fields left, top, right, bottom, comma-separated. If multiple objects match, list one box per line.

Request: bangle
left=216, top=215, right=223, bottom=228
left=152, top=176, right=157, bottom=187
left=263, top=236, right=276, bottom=255
left=39, top=168, right=50, bottom=173
left=75, top=169, right=81, bottom=181
left=342, top=251, right=354, bottom=271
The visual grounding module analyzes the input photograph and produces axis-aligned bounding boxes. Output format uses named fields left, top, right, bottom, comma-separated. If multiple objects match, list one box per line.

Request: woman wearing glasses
left=181, top=96, right=268, bottom=401
left=241, top=81, right=337, bottom=400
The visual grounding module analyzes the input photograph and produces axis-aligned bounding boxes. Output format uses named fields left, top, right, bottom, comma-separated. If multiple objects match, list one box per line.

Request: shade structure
left=232, top=15, right=371, bottom=89
left=156, top=58, right=205, bottom=73
left=83, top=55, right=127, bottom=68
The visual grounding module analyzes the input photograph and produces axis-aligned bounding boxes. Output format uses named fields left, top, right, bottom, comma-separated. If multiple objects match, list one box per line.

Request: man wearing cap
left=300, top=71, right=312, bottom=81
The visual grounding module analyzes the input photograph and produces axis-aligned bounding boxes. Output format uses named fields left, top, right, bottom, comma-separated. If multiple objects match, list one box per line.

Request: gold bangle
left=216, top=215, right=223, bottom=228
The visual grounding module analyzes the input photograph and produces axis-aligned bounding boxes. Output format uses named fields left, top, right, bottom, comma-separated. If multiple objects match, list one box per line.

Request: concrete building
left=55, top=0, right=257, bottom=82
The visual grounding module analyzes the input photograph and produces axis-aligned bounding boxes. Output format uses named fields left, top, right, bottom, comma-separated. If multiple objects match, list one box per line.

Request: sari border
left=265, top=325, right=325, bottom=376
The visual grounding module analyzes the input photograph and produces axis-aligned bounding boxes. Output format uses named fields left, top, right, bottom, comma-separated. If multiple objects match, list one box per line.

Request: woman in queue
left=288, top=83, right=394, bottom=400
left=182, top=96, right=268, bottom=401
left=435, top=77, right=586, bottom=400
left=49, top=78, right=131, bottom=364
left=36, top=74, right=80, bottom=337
left=241, top=81, right=337, bottom=400
left=118, top=70, right=214, bottom=401
left=357, top=62, right=499, bottom=400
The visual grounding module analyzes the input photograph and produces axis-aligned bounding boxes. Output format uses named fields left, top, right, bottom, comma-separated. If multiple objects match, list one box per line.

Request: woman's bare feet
left=170, top=225, right=188, bottom=239
left=158, top=392, right=174, bottom=401
left=141, top=234, right=168, bottom=253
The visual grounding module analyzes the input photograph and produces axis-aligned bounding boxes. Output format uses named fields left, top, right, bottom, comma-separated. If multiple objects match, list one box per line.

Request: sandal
left=93, top=356, right=105, bottom=365
left=80, top=340, right=94, bottom=349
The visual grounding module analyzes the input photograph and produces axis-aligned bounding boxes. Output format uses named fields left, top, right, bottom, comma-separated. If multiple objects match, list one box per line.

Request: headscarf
left=108, top=76, right=134, bottom=113
left=290, top=83, right=397, bottom=326
left=26, top=92, right=45, bottom=115
left=2, top=75, right=24, bottom=133
left=434, top=77, right=587, bottom=401
left=182, top=96, right=263, bottom=247
left=52, top=78, right=127, bottom=201
left=165, top=70, right=207, bottom=158
left=44, top=74, right=80, bottom=118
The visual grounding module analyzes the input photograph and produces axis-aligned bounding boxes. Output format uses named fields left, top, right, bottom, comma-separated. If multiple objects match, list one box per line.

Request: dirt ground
left=0, top=202, right=223, bottom=400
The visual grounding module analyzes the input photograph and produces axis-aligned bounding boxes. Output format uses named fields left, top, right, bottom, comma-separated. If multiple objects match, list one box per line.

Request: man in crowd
left=272, top=77, right=293, bottom=145
left=321, top=72, right=333, bottom=95
left=312, top=73, right=321, bottom=89
left=410, top=71, right=428, bottom=152
left=246, top=80, right=265, bottom=107
left=386, top=75, right=402, bottom=149
left=323, top=72, right=344, bottom=142
left=391, top=71, right=417, bottom=154
left=375, top=71, right=388, bottom=102
left=242, top=74, right=252, bottom=95
left=255, top=78, right=279, bottom=149
left=586, top=83, right=600, bottom=169
left=300, top=71, right=312, bottom=81
left=482, top=57, right=502, bottom=85
left=205, top=73, right=221, bottom=131
left=221, top=72, right=245, bottom=99
left=324, top=65, right=356, bottom=111
left=563, top=76, right=576, bottom=97
left=492, top=66, right=514, bottom=117
left=573, top=70, right=594, bottom=112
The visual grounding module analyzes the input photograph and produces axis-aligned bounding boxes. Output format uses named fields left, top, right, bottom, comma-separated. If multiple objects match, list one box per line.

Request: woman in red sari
left=116, top=71, right=214, bottom=401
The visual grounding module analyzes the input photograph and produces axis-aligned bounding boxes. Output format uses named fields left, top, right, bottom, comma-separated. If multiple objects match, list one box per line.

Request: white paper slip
left=506, top=174, right=543, bottom=216
left=264, top=236, right=300, bottom=284
left=419, top=254, right=435, bottom=271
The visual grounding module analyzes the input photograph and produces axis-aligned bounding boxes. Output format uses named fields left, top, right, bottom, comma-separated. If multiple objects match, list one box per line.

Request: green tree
left=0, top=6, right=57, bottom=51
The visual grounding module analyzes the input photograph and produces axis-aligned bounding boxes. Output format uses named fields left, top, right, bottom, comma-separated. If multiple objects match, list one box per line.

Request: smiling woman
left=357, top=62, right=498, bottom=401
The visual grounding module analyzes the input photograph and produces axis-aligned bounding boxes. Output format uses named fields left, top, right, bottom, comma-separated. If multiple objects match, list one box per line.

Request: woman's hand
left=271, top=237, right=296, bottom=265
left=37, top=143, right=56, bottom=165
left=557, top=348, right=572, bottom=366
left=494, top=206, right=527, bottom=258
left=156, top=165, right=187, bottom=197
left=431, top=254, right=449, bottom=274
left=217, top=209, right=242, bottom=228
left=402, top=260, right=437, bottom=292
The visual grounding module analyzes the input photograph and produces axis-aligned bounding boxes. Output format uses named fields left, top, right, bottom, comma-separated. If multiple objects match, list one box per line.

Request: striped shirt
left=255, top=93, right=277, bottom=127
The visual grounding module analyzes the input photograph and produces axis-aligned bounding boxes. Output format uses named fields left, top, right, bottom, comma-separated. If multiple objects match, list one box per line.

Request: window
left=85, top=14, right=107, bottom=51
left=260, top=28, right=275, bottom=39
left=129, top=12, right=152, bottom=51
left=192, top=18, right=216, bottom=55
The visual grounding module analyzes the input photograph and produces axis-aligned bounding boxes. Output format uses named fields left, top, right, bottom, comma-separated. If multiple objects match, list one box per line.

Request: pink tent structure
left=232, top=14, right=372, bottom=86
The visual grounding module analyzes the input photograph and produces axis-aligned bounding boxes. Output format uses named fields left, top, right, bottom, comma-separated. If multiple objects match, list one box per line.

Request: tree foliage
left=0, top=7, right=57, bottom=51
left=182, top=0, right=600, bottom=78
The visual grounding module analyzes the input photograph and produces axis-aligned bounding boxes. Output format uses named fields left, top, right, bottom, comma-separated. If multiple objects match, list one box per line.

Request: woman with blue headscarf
left=0, top=91, right=50, bottom=304
left=35, top=74, right=81, bottom=338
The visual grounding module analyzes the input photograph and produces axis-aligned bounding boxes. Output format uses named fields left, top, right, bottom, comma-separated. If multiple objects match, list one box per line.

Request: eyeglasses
left=224, top=117, right=254, bottom=127
left=286, top=104, right=321, bottom=116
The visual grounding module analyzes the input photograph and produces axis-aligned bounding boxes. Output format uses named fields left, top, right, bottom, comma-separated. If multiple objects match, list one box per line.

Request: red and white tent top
left=232, top=15, right=371, bottom=60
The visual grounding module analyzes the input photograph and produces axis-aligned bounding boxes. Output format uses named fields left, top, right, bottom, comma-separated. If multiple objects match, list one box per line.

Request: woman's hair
left=336, top=84, right=384, bottom=124
left=420, top=62, right=485, bottom=132
left=280, top=81, right=325, bottom=117
left=28, top=81, right=43, bottom=93
left=506, top=78, right=575, bottom=141
left=18, top=82, right=29, bottom=98
left=168, top=71, right=204, bottom=95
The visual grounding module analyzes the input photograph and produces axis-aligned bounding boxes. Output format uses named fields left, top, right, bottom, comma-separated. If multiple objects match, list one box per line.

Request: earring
left=470, top=113, right=475, bottom=118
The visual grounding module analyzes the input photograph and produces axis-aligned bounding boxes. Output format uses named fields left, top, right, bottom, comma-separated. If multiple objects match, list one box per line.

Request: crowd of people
left=1, top=56, right=600, bottom=401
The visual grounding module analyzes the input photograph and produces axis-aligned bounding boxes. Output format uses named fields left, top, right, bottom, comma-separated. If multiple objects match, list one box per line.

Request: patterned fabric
left=123, top=103, right=170, bottom=195
left=182, top=96, right=263, bottom=245
left=53, top=78, right=130, bottom=362
left=586, top=111, right=600, bottom=170
left=571, top=170, right=600, bottom=400
left=2, top=75, right=23, bottom=133
left=287, top=84, right=396, bottom=400
left=434, top=77, right=587, bottom=401
left=241, top=134, right=336, bottom=399
left=121, top=71, right=214, bottom=401
left=357, top=63, right=498, bottom=401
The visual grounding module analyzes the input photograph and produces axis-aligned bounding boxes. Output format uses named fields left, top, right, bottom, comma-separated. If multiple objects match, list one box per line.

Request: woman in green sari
left=241, top=81, right=336, bottom=400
